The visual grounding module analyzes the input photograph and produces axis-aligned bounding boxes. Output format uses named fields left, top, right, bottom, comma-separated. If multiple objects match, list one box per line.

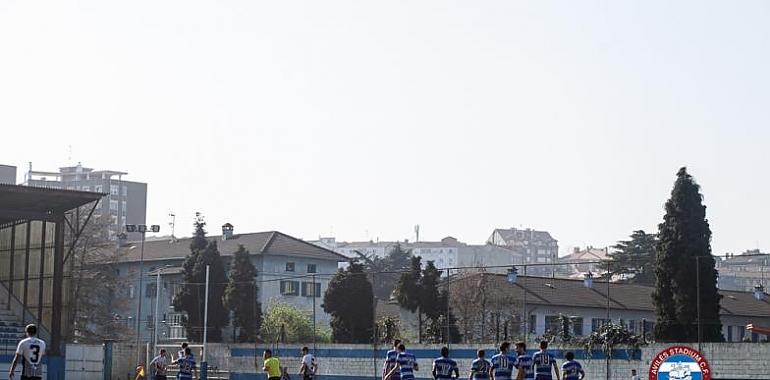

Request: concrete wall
left=105, top=342, right=770, bottom=380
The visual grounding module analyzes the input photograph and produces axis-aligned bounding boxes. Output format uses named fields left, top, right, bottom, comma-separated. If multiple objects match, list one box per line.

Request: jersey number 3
left=30, top=345, right=41, bottom=363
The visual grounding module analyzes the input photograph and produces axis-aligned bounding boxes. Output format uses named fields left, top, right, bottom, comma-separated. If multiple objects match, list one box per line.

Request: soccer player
left=491, top=342, right=516, bottom=380
left=150, top=349, right=171, bottom=380
left=384, top=344, right=418, bottom=380
left=263, top=349, right=282, bottom=380
left=177, top=343, right=189, bottom=361
left=174, top=347, right=197, bottom=380
left=513, top=341, right=533, bottom=380
left=432, top=346, right=459, bottom=380
left=8, top=324, right=46, bottom=380
left=630, top=369, right=640, bottom=380
left=299, top=346, right=317, bottom=380
left=470, top=350, right=491, bottom=380
left=560, top=352, right=584, bottom=380
left=531, top=341, right=559, bottom=380
left=383, top=339, right=402, bottom=380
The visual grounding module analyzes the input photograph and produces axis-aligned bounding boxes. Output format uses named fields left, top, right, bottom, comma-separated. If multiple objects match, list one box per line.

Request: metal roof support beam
left=63, top=200, right=98, bottom=265
left=50, top=215, right=65, bottom=356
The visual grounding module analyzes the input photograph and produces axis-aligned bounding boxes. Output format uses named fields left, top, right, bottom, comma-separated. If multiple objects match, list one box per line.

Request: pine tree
left=223, top=245, right=261, bottom=342
left=604, top=230, right=658, bottom=285
left=323, top=262, right=374, bottom=343
left=653, top=168, right=722, bottom=342
left=362, top=243, right=412, bottom=300
left=173, top=214, right=229, bottom=342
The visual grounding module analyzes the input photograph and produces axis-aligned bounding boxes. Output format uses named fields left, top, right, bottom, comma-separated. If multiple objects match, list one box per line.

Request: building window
left=146, top=315, right=154, bottom=328
left=122, top=186, right=128, bottom=196
left=591, top=318, right=610, bottom=332
left=110, top=185, right=119, bottom=195
left=571, top=317, right=584, bottom=336
left=82, top=185, right=90, bottom=192
left=280, top=281, right=299, bottom=296
left=727, top=325, right=733, bottom=342
left=129, top=285, right=135, bottom=299
left=146, top=283, right=157, bottom=298
left=110, top=200, right=119, bottom=211
left=528, top=314, right=537, bottom=334
left=285, top=262, right=295, bottom=272
left=302, top=282, right=321, bottom=297
left=544, top=315, right=560, bottom=335
left=307, top=264, right=317, bottom=273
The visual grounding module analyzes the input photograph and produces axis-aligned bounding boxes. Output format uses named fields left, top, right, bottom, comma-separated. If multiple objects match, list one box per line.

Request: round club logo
left=649, top=346, right=711, bottom=380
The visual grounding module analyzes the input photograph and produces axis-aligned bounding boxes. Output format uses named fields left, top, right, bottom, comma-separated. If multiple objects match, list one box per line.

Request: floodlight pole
left=696, top=256, right=702, bottom=352
left=128, top=224, right=160, bottom=366
left=135, top=228, right=146, bottom=364
left=203, top=264, right=210, bottom=362
left=153, top=268, right=161, bottom=354
left=312, top=273, right=317, bottom=353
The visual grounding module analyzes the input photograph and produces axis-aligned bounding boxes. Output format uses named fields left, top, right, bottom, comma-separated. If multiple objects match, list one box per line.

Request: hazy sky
left=2, top=1, right=769, bottom=256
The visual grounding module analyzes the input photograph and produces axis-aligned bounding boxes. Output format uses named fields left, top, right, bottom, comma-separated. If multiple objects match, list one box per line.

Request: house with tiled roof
left=114, top=225, right=347, bottom=342
left=555, top=246, right=610, bottom=279
left=446, top=272, right=770, bottom=343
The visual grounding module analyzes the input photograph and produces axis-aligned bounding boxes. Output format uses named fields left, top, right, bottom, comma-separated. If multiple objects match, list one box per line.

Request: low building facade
left=113, top=227, right=346, bottom=343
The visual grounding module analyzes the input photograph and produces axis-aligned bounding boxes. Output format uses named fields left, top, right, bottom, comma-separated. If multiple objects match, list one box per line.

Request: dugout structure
left=0, top=183, right=103, bottom=378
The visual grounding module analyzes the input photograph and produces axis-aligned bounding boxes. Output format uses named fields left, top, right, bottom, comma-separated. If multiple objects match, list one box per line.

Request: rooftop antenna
left=414, top=225, right=420, bottom=242
left=169, top=212, right=176, bottom=240
left=67, top=145, right=72, bottom=163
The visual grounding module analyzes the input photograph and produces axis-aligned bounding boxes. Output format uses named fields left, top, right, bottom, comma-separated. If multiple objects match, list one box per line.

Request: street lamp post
left=153, top=264, right=174, bottom=355
left=126, top=223, right=160, bottom=366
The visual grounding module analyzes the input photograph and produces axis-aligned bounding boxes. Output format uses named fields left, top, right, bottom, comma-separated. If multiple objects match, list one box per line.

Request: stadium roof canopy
left=0, top=183, right=104, bottom=225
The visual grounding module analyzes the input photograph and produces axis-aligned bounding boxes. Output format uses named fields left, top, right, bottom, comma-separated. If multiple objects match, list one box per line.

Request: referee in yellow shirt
left=263, top=350, right=282, bottom=380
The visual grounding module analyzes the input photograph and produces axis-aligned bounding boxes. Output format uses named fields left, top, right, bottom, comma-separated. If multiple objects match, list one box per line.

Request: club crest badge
left=649, top=346, right=711, bottom=380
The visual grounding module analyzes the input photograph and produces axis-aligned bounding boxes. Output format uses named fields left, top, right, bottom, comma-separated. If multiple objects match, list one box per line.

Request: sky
left=2, top=1, right=769, bottom=256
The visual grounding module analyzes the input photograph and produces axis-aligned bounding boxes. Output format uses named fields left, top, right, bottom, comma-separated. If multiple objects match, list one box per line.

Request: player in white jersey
left=9, top=324, right=46, bottom=380
left=177, top=342, right=189, bottom=360
left=299, top=346, right=317, bottom=380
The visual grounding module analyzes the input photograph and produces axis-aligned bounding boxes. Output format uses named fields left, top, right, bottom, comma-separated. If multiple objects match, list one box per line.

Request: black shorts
left=269, top=377, right=282, bottom=380
left=21, top=377, right=42, bottom=380
left=155, top=375, right=167, bottom=380
left=303, top=375, right=314, bottom=380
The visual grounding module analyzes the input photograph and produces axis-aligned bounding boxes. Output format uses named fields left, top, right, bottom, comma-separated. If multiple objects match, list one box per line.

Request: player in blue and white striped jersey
left=560, top=352, right=584, bottom=380
left=490, top=342, right=516, bottom=380
left=432, top=347, right=459, bottom=380
left=470, top=350, right=492, bottom=380
left=385, top=344, right=419, bottom=380
left=513, top=341, right=534, bottom=380
left=383, top=340, right=402, bottom=380
left=531, top=341, right=559, bottom=380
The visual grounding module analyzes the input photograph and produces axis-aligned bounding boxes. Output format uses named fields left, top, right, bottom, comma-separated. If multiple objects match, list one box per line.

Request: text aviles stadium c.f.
left=649, top=345, right=712, bottom=380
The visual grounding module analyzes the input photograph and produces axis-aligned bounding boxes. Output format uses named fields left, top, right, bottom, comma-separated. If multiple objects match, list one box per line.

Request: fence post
left=103, top=340, right=114, bottom=380
left=201, top=361, right=208, bottom=380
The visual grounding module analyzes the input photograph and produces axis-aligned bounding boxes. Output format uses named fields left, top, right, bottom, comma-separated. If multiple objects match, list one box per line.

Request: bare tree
left=449, top=270, right=522, bottom=343
left=66, top=212, right=132, bottom=342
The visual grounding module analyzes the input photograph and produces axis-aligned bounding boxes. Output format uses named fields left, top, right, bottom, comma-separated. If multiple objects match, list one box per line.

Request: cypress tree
left=223, top=245, right=261, bottom=342
left=395, top=256, right=423, bottom=341
left=653, top=168, right=722, bottom=342
left=173, top=214, right=229, bottom=342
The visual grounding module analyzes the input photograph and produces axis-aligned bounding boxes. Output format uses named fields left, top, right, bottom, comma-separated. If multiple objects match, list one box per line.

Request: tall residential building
left=24, top=162, right=147, bottom=240
left=0, top=164, right=16, bottom=184
left=487, top=227, right=559, bottom=276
